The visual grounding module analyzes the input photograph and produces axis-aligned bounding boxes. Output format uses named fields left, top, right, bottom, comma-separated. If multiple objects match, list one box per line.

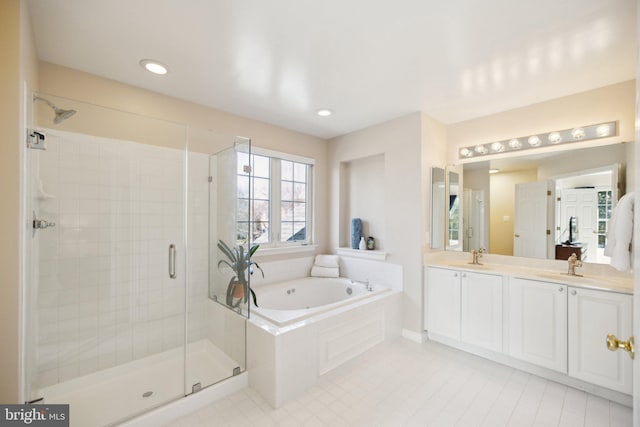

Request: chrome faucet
left=470, top=248, right=485, bottom=265
left=567, top=253, right=583, bottom=276
left=351, top=278, right=373, bottom=291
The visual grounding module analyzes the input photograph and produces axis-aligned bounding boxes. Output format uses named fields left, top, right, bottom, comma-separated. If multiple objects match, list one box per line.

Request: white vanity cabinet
left=460, top=271, right=503, bottom=352
left=507, top=277, right=567, bottom=373
left=426, top=267, right=503, bottom=351
left=426, top=267, right=461, bottom=341
left=425, top=264, right=633, bottom=400
left=568, top=287, right=633, bottom=394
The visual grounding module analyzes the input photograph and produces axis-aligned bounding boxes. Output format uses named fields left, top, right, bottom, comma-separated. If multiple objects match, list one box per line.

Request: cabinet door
left=568, top=287, right=632, bottom=394
left=461, top=272, right=503, bottom=352
left=427, top=267, right=461, bottom=341
left=508, top=278, right=567, bottom=373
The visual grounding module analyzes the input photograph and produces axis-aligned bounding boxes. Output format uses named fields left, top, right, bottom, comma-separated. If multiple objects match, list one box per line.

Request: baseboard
left=401, top=329, right=427, bottom=343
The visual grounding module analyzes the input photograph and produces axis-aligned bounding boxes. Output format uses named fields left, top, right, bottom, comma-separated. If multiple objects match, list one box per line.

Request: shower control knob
left=33, top=218, right=55, bottom=229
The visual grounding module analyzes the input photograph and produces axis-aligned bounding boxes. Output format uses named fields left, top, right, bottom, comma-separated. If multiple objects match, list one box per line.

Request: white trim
left=19, top=81, right=28, bottom=403
left=250, top=145, right=315, bottom=165
left=255, top=244, right=318, bottom=257
left=402, top=329, right=427, bottom=343
left=337, top=247, right=388, bottom=261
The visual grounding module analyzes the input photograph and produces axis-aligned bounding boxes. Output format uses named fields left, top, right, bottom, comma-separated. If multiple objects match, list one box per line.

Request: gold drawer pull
left=606, top=334, right=634, bottom=360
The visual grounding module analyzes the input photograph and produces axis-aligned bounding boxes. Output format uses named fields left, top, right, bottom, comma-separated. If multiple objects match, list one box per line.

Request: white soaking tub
left=250, top=277, right=385, bottom=326
left=247, top=276, right=402, bottom=408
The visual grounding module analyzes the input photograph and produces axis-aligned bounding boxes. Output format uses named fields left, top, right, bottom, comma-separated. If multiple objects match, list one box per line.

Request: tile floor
left=164, top=338, right=632, bottom=427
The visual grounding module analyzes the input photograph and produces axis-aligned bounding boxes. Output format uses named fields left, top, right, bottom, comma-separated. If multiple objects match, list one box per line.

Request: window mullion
left=271, top=159, right=281, bottom=244
left=306, top=165, right=313, bottom=244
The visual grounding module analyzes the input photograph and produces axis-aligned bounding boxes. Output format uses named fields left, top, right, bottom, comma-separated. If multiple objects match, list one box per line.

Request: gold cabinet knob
left=606, top=334, right=635, bottom=360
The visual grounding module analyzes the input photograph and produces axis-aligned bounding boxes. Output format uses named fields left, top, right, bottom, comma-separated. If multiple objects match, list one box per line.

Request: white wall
left=37, top=61, right=330, bottom=260
left=329, top=112, right=446, bottom=335
left=343, top=153, right=386, bottom=249
left=448, top=80, right=636, bottom=165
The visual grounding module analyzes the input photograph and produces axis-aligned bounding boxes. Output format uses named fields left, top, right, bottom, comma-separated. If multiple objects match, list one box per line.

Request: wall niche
left=339, top=153, right=385, bottom=250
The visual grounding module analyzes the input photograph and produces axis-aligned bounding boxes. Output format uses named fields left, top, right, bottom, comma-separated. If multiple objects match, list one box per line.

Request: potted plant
left=217, top=240, right=263, bottom=308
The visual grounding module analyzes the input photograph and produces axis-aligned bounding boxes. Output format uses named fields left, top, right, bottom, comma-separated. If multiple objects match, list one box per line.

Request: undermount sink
left=445, top=262, right=494, bottom=271
left=535, top=272, right=602, bottom=286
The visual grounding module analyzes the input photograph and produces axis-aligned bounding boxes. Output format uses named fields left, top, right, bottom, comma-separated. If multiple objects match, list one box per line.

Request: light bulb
left=475, top=145, right=488, bottom=154
left=571, top=127, right=585, bottom=139
left=528, top=135, right=541, bottom=146
left=491, top=142, right=505, bottom=152
left=508, top=139, right=522, bottom=149
left=548, top=132, right=562, bottom=144
left=596, top=124, right=610, bottom=137
left=460, top=148, right=472, bottom=157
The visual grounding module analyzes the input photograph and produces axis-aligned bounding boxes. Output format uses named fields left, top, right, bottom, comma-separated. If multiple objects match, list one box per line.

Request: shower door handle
left=169, top=244, right=177, bottom=279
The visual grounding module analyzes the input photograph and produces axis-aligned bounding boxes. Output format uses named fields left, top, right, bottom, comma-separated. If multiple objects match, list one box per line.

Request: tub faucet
left=352, top=279, right=372, bottom=291
left=567, top=253, right=583, bottom=276
left=470, top=248, right=485, bottom=265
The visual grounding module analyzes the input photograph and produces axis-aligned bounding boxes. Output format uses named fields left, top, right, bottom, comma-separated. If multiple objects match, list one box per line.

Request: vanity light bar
left=458, top=121, right=617, bottom=159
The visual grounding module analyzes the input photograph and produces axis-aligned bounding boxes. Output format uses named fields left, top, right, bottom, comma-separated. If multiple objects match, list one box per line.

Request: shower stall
left=24, top=93, right=252, bottom=426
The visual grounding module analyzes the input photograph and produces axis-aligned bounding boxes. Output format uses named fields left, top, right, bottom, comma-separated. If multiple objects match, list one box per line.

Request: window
left=597, top=189, right=612, bottom=248
left=236, top=149, right=313, bottom=247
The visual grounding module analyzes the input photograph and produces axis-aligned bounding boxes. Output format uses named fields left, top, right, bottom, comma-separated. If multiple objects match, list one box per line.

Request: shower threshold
left=37, top=339, right=239, bottom=427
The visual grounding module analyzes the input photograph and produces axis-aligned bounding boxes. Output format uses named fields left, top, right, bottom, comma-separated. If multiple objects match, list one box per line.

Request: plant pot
left=227, top=281, right=246, bottom=307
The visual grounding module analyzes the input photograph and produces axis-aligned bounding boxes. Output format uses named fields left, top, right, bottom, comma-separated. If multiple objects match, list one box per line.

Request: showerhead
left=53, top=108, right=76, bottom=124
left=33, top=95, right=77, bottom=124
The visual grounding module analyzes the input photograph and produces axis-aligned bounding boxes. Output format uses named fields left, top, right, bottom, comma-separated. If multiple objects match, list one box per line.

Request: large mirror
left=459, top=141, right=632, bottom=264
left=430, top=167, right=445, bottom=249
left=446, top=170, right=461, bottom=251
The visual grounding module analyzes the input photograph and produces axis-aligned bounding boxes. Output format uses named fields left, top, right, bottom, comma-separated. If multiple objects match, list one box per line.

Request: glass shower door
left=185, top=128, right=249, bottom=394
left=27, top=94, right=188, bottom=426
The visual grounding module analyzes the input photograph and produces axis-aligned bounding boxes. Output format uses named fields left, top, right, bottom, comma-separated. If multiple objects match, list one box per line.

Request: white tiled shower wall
left=33, top=130, right=210, bottom=388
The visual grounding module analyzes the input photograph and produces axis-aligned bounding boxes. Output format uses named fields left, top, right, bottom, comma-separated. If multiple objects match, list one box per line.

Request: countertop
left=425, top=253, right=633, bottom=295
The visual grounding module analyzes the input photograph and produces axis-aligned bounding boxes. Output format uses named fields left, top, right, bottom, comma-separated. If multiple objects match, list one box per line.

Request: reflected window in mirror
left=430, top=167, right=445, bottom=249
left=446, top=170, right=462, bottom=251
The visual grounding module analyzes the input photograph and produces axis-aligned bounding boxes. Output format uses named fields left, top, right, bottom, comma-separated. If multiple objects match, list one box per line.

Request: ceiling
left=27, top=0, right=637, bottom=139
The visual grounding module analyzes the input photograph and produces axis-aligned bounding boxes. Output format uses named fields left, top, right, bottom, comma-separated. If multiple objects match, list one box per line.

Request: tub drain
left=142, top=391, right=153, bottom=398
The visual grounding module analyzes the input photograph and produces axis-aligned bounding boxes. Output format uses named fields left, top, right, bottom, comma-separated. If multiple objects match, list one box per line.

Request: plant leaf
left=217, top=240, right=236, bottom=262
left=249, top=287, right=258, bottom=307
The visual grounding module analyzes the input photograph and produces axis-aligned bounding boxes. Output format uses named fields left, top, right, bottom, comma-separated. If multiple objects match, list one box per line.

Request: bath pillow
left=314, top=254, right=339, bottom=268
left=310, top=265, right=339, bottom=278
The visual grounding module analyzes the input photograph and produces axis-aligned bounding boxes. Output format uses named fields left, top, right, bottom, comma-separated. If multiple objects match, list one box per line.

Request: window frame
left=237, top=146, right=314, bottom=249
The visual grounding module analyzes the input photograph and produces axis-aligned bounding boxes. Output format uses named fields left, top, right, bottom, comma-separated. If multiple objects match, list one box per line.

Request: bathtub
left=250, top=276, right=386, bottom=327
left=247, top=276, right=401, bottom=407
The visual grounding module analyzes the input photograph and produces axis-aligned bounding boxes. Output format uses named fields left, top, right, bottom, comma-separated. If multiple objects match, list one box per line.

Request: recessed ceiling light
left=317, top=109, right=333, bottom=117
left=140, top=59, right=168, bottom=75
left=489, top=169, right=500, bottom=174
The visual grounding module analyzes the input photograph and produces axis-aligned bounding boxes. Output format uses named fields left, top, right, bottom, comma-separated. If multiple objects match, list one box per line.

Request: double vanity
left=424, top=253, right=633, bottom=405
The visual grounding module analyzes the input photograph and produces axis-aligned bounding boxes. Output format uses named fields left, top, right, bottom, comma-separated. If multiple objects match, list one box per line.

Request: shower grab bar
left=169, top=244, right=177, bottom=279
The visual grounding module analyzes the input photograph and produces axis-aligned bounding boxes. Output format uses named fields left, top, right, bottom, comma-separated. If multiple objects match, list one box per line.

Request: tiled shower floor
left=165, top=338, right=632, bottom=427
left=40, top=340, right=238, bottom=427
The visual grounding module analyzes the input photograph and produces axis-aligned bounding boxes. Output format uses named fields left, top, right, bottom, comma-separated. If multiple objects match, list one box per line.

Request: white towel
left=310, top=265, right=339, bottom=278
left=604, top=192, right=634, bottom=272
left=314, top=254, right=339, bottom=268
